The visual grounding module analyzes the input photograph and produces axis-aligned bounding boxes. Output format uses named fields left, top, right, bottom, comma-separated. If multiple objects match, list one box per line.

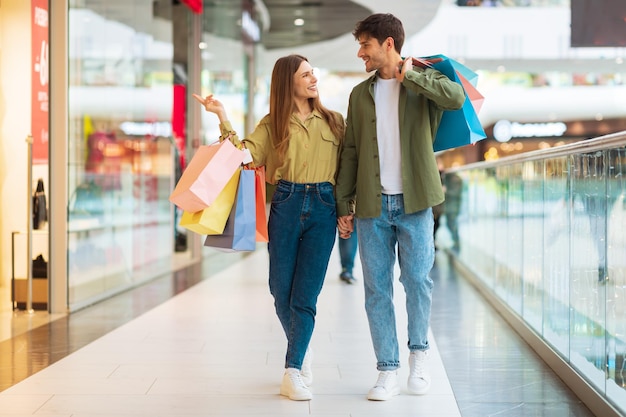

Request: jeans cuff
left=377, top=361, right=399, bottom=371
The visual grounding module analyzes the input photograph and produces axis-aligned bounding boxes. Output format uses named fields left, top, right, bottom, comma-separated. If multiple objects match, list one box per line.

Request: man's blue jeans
left=268, top=180, right=336, bottom=370
left=356, top=194, right=434, bottom=371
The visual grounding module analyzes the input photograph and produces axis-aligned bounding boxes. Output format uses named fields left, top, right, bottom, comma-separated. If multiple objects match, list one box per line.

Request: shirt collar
left=291, top=109, right=322, bottom=122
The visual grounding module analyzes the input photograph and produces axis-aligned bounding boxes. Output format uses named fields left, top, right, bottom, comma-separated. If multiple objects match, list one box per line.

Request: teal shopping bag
left=414, top=54, right=487, bottom=151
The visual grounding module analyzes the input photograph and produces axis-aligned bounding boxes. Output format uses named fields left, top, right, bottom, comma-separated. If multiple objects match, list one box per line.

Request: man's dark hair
left=352, top=13, right=405, bottom=53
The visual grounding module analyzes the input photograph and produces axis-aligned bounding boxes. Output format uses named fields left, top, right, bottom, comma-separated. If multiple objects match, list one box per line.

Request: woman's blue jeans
left=356, top=194, right=434, bottom=371
left=268, top=180, right=336, bottom=370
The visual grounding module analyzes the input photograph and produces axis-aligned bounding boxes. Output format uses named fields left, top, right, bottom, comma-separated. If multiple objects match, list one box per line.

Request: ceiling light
left=294, top=18, right=305, bottom=27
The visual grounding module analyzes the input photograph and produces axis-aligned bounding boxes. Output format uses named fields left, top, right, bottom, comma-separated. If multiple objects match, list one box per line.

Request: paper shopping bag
left=252, top=166, right=269, bottom=242
left=169, top=139, right=245, bottom=213
left=457, top=72, right=484, bottom=114
left=204, top=169, right=256, bottom=252
left=413, top=55, right=487, bottom=151
left=179, top=168, right=241, bottom=235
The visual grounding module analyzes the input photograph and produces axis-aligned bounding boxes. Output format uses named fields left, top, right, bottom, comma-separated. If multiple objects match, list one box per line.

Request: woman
left=193, top=54, right=344, bottom=401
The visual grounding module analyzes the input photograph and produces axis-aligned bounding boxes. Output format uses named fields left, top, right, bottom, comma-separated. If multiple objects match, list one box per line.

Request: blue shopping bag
left=414, top=54, right=487, bottom=152
left=203, top=168, right=256, bottom=252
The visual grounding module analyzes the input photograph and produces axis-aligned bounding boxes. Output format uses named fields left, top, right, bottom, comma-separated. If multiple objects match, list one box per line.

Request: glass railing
left=445, top=130, right=626, bottom=416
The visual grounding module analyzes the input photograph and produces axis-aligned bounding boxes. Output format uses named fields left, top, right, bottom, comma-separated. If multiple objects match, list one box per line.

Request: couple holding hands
left=193, top=12, right=465, bottom=402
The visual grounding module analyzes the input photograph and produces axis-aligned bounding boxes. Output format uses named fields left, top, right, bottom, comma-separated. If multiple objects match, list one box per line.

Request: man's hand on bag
left=337, top=215, right=354, bottom=239
left=396, top=56, right=414, bottom=82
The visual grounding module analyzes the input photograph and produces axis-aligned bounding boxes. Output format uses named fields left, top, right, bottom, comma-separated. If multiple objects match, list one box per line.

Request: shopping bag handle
left=219, top=129, right=261, bottom=171
left=219, top=131, right=236, bottom=144
left=220, top=130, right=249, bottom=154
left=409, top=56, right=443, bottom=68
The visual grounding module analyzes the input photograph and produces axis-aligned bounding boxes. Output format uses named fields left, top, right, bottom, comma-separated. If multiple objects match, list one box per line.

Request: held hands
left=192, top=93, right=228, bottom=123
left=337, top=215, right=355, bottom=239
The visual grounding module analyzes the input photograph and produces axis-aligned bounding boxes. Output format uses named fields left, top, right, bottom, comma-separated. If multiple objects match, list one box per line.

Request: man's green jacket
left=336, top=67, right=465, bottom=218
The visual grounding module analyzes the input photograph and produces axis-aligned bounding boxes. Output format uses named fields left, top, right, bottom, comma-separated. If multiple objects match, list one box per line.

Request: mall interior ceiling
left=201, top=0, right=441, bottom=71
left=80, top=0, right=623, bottom=76
left=222, top=0, right=625, bottom=73
left=203, top=0, right=438, bottom=51
left=256, top=0, right=372, bottom=50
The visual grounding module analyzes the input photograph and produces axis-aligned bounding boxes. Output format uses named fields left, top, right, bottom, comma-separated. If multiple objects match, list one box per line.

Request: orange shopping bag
left=252, top=166, right=269, bottom=242
left=169, top=139, right=245, bottom=213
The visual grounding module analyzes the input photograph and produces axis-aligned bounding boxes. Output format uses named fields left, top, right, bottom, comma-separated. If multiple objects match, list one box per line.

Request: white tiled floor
left=0, top=247, right=461, bottom=417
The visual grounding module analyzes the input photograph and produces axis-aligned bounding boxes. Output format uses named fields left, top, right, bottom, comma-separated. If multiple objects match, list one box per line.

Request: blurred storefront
left=0, top=0, right=51, bottom=311
left=438, top=66, right=626, bottom=168
left=0, top=0, right=263, bottom=314
left=439, top=116, right=626, bottom=170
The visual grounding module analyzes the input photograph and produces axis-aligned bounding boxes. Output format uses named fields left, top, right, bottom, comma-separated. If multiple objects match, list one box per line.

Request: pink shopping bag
left=169, top=139, right=245, bottom=213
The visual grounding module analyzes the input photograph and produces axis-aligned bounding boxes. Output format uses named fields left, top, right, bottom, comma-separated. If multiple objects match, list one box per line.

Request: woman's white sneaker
left=280, top=368, right=312, bottom=401
left=367, top=370, right=400, bottom=401
left=407, top=350, right=431, bottom=395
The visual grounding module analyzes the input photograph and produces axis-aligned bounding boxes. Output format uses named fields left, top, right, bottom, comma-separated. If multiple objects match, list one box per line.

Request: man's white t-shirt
left=374, top=78, right=403, bottom=194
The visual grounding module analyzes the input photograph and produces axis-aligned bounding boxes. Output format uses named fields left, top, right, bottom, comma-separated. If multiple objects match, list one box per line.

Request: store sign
left=119, top=121, right=172, bottom=137
left=493, top=119, right=567, bottom=143
left=181, top=0, right=202, bottom=14
left=32, top=0, right=49, bottom=164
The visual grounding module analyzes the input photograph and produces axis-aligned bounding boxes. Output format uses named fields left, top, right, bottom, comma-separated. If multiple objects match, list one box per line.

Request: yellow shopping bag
left=179, top=168, right=241, bottom=235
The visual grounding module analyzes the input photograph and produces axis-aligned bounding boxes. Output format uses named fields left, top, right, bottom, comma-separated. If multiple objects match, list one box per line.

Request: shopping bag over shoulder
left=169, top=139, right=245, bottom=212
left=179, top=168, right=241, bottom=235
left=204, top=169, right=256, bottom=252
left=413, top=54, right=487, bottom=151
left=253, top=166, right=269, bottom=242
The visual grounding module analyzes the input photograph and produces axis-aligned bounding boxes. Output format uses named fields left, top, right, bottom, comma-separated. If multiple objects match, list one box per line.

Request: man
left=335, top=13, right=465, bottom=401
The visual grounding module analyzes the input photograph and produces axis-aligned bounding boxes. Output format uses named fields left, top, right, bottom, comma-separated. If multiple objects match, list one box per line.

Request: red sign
left=181, top=0, right=202, bottom=14
left=31, top=0, right=49, bottom=164
left=172, top=84, right=187, bottom=170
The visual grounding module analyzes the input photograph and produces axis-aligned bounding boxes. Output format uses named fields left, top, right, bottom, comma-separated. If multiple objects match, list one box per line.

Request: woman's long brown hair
left=269, top=54, right=345, bottom=160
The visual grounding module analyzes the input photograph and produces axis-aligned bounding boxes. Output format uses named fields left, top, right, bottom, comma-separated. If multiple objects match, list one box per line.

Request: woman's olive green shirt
left=219, top=110, right=343, bottom=185
left=335, top=67, right=465, bottom=218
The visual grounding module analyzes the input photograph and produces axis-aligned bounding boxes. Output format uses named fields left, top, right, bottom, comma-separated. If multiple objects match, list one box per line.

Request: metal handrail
left=449, top=129, right=626, bottom=172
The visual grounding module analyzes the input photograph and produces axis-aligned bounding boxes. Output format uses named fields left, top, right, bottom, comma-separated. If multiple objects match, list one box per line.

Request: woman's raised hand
left=192, top=93, right=228, bottom=123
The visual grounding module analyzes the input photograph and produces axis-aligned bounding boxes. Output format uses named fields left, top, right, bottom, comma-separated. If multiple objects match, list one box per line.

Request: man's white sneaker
left=367, top=370, right=400, bottom=401
left=407, top=350, right=431, bottom=395
left=280, top=368, right=312, bottom=401
left=301, top=348, right=313, bottom=386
